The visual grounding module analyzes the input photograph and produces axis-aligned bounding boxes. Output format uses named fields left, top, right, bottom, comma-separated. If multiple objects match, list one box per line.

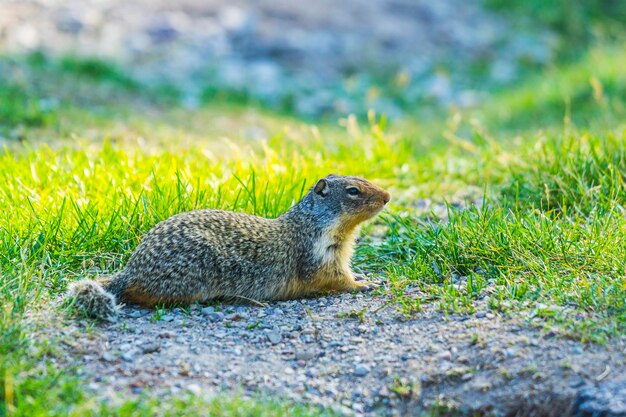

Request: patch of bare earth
left=33, top=291, right=626, bottom=416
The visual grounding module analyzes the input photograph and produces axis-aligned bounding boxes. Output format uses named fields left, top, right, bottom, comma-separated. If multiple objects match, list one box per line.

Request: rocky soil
left=0, top=0, right=554, bottom=116
left=41, top=290, right=626, bottom=416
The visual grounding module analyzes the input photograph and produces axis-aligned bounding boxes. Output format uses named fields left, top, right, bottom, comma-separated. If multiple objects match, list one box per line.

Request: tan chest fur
left=312, top=220, right=360, bottom=276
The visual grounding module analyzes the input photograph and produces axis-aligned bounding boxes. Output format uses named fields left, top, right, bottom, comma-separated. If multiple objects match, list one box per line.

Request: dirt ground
left=37, top=290, right=626, bottom=416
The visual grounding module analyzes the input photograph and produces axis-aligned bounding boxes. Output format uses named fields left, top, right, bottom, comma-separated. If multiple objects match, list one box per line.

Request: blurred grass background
left=485, top=0, right=626, bottom=47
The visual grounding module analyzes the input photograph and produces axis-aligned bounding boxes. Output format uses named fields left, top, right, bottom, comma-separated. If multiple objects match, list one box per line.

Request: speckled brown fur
left=66, top=175, right=390, bottom=319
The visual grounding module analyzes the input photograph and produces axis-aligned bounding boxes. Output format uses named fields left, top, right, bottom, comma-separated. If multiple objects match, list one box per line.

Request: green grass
left=57, top=56, right=140, bottom=91
left=501, top=133, right=626, bottom=213
left=0, top=79, right=56, bottom=130
left=465, top=42, right=626, bottom=132
left=485, top=0, right=626, bottom=47
left=1, top=43, right=626, bottom=415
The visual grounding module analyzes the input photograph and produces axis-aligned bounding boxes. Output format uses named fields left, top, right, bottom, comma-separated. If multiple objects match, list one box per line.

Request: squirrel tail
left=66, top=275, right=120, bottom=321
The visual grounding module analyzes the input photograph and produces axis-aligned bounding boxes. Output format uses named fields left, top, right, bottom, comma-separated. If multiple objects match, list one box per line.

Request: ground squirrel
left=67, top=174, right=390, bottom=319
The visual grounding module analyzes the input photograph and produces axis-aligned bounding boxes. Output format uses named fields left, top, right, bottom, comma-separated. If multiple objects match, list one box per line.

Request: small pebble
left=295, top=350, right=316, bottom=361
left=266, top=330, right=282, bottom=344
left=127, top=310, right=148, bottom=318
left=142, top=343, right=160, bottom=354
left=187, top=383, right=202, bottom=395
left=354, top=365, right=370, bottom=377
left=201, top=307, right=215, bottom=315
left=207, top=312, right=225, bottom=322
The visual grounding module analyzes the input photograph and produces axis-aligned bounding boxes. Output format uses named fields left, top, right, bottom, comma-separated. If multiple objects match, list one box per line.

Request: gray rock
left=201, top=306, right=215, bottom=315
left=187, top=383, right=202, bottom=396
left=266, top=308, right=283, bottom=316
left=295, top=350, right=316, bottom=361
left=266, top=330, right=282, bottom=345
left=128, top=310, right=149, bottom=318
left=575, top=380, right=626, bottom=417
left=55, top=12, right=83, bottom=34
left=119, top=343, right=132, bottom=351
left=207, top=312, right=225, bottom=322
left=147, top=19, right=179, bottom=43
left=142, top=343, right=160, bottom=354
left=354, top=365, right=370, bottom=377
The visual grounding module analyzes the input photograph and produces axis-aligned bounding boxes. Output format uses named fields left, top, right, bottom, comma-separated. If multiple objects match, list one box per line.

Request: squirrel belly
left=66, top=175, right=391, bottom=320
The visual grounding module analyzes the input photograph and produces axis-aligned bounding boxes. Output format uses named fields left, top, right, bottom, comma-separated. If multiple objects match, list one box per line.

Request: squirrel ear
left=314, top=179, right=330, bottom=196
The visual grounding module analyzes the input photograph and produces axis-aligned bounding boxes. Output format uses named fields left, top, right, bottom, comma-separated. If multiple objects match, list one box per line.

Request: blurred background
left=2, top=0, right=624, bottom=122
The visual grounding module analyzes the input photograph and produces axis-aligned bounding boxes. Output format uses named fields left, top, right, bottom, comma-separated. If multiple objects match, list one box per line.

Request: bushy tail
left=66, top=276, right=118, bottom=321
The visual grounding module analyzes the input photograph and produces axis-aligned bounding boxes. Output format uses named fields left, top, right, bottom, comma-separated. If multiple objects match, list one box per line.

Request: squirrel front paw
left=353, top=273, right=368, bottom=282
left=351, top=273, right=382, bottom=291
left=350, top=279, right=380, bottom=292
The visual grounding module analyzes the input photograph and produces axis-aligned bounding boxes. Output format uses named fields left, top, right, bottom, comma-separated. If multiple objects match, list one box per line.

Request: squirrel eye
left=347, top=187, right=360, bottom=196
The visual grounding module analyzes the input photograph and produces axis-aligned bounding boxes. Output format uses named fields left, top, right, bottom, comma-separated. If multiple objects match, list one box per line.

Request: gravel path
left=44, top=290, right=626, bottom=416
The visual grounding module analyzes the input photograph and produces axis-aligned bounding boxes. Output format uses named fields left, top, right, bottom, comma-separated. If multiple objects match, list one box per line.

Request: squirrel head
left=309, top=174, right=390, bottom=230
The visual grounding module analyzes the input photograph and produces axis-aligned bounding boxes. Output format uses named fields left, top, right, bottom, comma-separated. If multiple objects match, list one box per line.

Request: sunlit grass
left=1, top=45, right=626, bottom=415
left=468, top=42, right=626, bottom=131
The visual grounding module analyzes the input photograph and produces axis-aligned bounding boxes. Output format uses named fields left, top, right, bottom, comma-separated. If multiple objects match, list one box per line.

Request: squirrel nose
left=382, top=192, right=391, bottom=205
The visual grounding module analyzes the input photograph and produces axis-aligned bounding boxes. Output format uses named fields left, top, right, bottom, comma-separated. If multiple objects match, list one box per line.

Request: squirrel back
left=66, top=175, right=390, bottom=319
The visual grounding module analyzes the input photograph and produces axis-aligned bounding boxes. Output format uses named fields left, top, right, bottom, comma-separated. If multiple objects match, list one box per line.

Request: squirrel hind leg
left=66, top=280, right=118, bottom=321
